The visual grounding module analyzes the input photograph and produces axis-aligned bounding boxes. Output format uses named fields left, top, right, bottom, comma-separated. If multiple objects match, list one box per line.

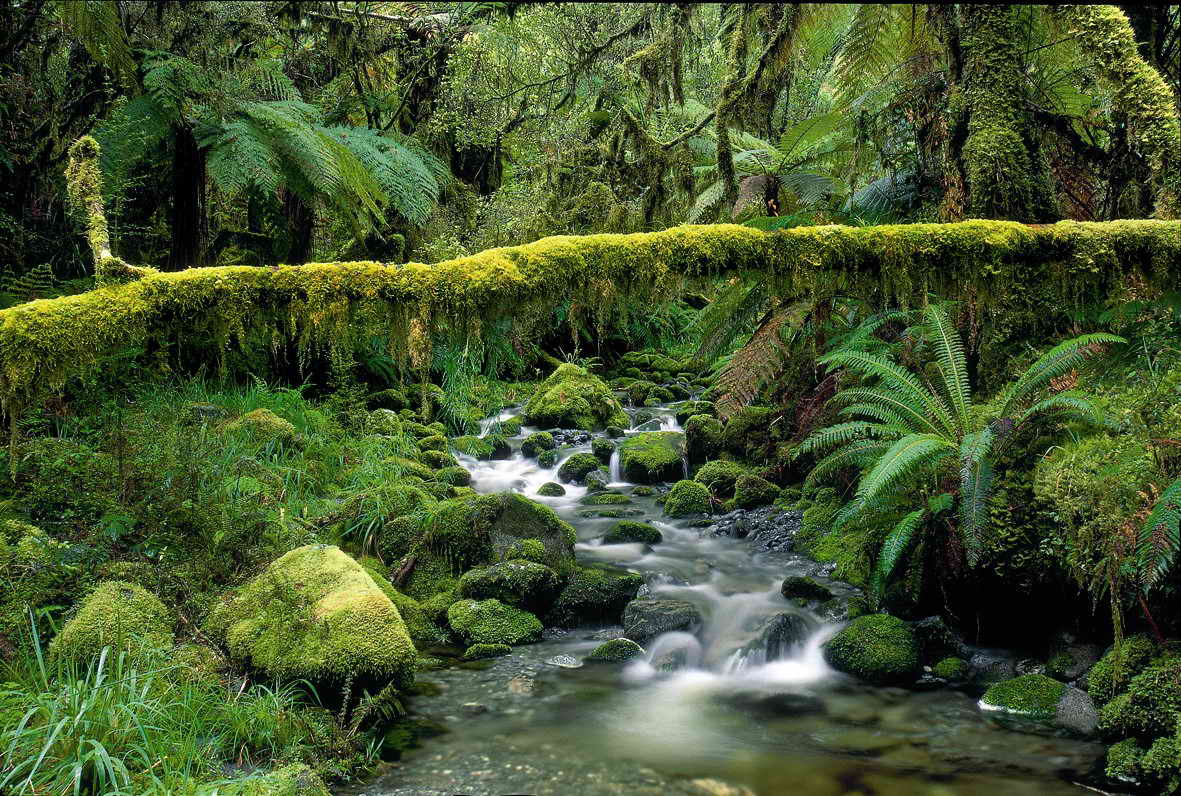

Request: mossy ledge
left=0, top=220, right=1177, bottom=430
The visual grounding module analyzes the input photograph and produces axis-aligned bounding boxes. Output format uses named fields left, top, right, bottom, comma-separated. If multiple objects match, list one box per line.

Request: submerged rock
left=822, top=614, right=921, bottom=685
left=731, top=612, right=811, bottom=666
left=623, top=598, right=703, bottom=643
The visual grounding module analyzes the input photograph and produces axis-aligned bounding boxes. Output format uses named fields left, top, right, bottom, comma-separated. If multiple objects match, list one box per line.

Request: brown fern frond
left=715, top=304, right=794, bottom=418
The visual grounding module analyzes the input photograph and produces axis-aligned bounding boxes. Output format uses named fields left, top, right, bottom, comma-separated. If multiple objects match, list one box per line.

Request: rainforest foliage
left=1, top=2, right=1181, bottom=795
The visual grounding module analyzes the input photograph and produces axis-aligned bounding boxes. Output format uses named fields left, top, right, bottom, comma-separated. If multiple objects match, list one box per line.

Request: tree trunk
left=167, top=124, right=207, bottom=269
left=282, top=190, right=314, bottom=264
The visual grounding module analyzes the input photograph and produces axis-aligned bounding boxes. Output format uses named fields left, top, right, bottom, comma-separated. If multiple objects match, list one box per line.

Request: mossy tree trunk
left=956, top=5, right=1058, bottom=223
left=282, top=190, right=315, bottom=265
left=167, top=124, right=207, bottom=270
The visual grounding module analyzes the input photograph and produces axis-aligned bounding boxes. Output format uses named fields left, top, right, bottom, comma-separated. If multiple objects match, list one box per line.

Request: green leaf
left=871, top=508, right=926, bottom=606
left=1139, top=477, right=1181, bottom=590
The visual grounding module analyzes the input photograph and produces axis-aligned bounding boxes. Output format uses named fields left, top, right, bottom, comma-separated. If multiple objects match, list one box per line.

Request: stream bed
left=345, top=404, right=1106, bottom=796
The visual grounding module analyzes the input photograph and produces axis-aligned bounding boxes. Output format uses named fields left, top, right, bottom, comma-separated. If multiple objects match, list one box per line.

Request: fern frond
left=871, top=508, right=926, bottom=605
left=689, top=179, right=725, bottom=222
left=59, top=0, right=136, bottom=86
left=804, top=438, right=890, bottom=486
left=830, top=386, right=938, bottom=436
left=793, top=421, right=907, bottom=459
left=1138, top=477, right=1181, bottom=590
left=820, top=350, right=955, bottom=436
left=841, top=433, right=955, bottom=527
left=690, top=277, right=769, bottom=363
left=959, top=428, right=994, bottom=566
left=998, top=333, right=1124, bottom=415
left=923, top=304, right=971, bottom=431
left=714, top=303, right=802, bottom=417
left=837, top=401, right=910, bottom=428
left=1014, top=393, right=1107, bottom=433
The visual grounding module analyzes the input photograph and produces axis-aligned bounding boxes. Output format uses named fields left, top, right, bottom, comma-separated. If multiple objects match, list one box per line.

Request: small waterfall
left=608, top=448, right=622, bottom=482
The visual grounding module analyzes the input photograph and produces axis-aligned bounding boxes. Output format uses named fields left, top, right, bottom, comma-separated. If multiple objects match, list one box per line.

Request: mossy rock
left=625, top=379, right=658, bottom=405
left=586, top=638, right=645, bottom=662
left=980, top=673, right=1098, bottom=737
left=447, top=598, right=542, bottom=646
left=1098, top=656, right=1181, bottom=738
left=458, top=560, right=561, bottom=613
left=226, top=408, right=296, bottom=445
left=418, top=434, right=448, bottom=452
left=536, top=481, right=566, bottom=497
left=436, top=465, right=472, bottom=486
left=364, top=408, right=404, bottom=436
left=631, top=485, right=656, bottom=496
left=721, top=406, right=776, bottom=462
left=605, top=425, right=625, bottom=438
left=822, top=614, right=920, bottom=685
left=537, top=449, right=559, bottom=468
left=521, top=431, right=556, bottom=458
left=673, top=400, right=715, bottom=425
left=557, top=453, right=603, bottom=484
left=546, top=565, right=644, bottom=628
left=694, top=460, right=748, bottom=498
left=1105, top=738, right=1145, bottom=785
left=781, top=576, right=833, bottom=602
left=591, top=437, right=615, bottom=464
left=618, top=431, right=685, bottom=483
left=360, top=562, right=448, bottom=648
left=464, top=643, right=512, bottom=660
left=366, top=389, right=408, bottom=412
left=663, top=479, right=712, bottom=517
left=50, top=581, right=172, bottom=665
left=1088, top=634, right=1159, bottom=705
left=603, top=521, right=663, bottom=545
left=580, top=492, right=631, bottom=505
left=481, top=492, right=577, bottom=572
left=416, top=449, right=457, bottom=469
left=1, top=520, right=78, bottom=648
left=932, top=656, right=970, bottom=680
left=450, top=435, right=498, bottom=460
left=204, top=545, right=416, bottom=690
left=732, top=474, right=779, bottom=509
left=390, top=456, right=437, bottom=482
left=213, top=762, right=331, bottom=795
left=523, top=364, right=628, bottom=430
left=182, top=402, right=229, bottom=425
left=685, top=415, right=723, bottom=466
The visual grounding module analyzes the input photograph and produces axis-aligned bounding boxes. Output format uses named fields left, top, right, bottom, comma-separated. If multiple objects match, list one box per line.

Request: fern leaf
left=830, top=386, right=940, bottom=437
left=793, top=421, right=907, bottom=458
left=998, top=333, right=1124, bottom=416
left=959, top=428, right=994, bottom=566
left=871, top=508, right=926, bottom=605
left=714, top=304, right=799, bottom=418
left=842, top=433, right=955, bottom=527
left=820, top=350, right=956, bottom=436
left=1138, top=478, right=1181, bottom=590
left=924, top=304, right=971, bottom=432
left=1014, top=393, right=1107, bottom=432
left=804, top=439, right=890, bottom=486
left=837, top=401, right=910, bottom=428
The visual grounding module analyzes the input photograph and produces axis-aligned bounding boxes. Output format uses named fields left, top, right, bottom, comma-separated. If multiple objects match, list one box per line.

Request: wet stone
left=623, top=598, right=703, bottom=643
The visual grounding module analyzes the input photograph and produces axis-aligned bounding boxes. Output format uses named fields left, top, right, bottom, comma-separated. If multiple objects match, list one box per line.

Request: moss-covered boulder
left=213, top=762, right=331, bottom=795
left=618, top=431, right=685, bottom=483
left=1, top=520, right=77, bottom=649
left=673, top=401, right=715, bottom=425
left=1098, top=657, right=1181, bottom=738
left=981, top=673, right=1098, bottom=737
left=721, top=406, right=776, bottom=462
left=586, top=638, right=645, bottom=662
left=537, top=481, right=566, bottom=497
left=822, top=614, right=920, bottom=685
left=557, top=452, right=603, bottom=484
left=418, top=449, right=458, bottom=470
left=521, top=431, right=556, bottom=458
left=603, top=520, right=663, bottom=545
left=591, top=437, right=615, bottom=464
left=781, top=576, right=833, bottom=602
left=50, top=581, right=172, bottom=664
left=732, top=474, right=779, bottom=509
left=1088, top=634, right=1159, bottom=704
left=685, top=415, right=723, bottom=466
left=436, top=465, right=472, bottom=486
left=523, top=364, right=629, bottom=430
left=226, top=408, right=296, bottom=444
left=694, top=460, right=748, bottom=498
left=464, top=643, right=511, bottom=660
left=546, top=565, right=644, bottom=628
left=458, top=560, right=561, bottom=612
left=447, top=598, right=542, bottom=646
left=932, top=656, right=970, bottom=681
left=205, top=545, right=416, bottom=689
left=663, top=479, right=712, bottom=517
left=359, top=560, right=448, bottom=649
left=623, top=599, right=702, bottom=644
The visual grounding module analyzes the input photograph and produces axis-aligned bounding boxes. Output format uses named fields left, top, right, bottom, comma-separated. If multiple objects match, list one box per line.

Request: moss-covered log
left=0, top=220, right=1177, bottom=428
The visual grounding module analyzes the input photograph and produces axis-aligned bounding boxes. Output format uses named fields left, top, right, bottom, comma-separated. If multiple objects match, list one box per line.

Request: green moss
left=674, top=401, right=715, bottom=425
left=626, top=379, right=657, bottom=405
left=822, top=614, right=920, bottom=685
left=523, top=364, right=629, bottom=430
left=586, top=638, right=645, bottom=662
left=364, top=408, right=404, bottom=436
left=536, top=482, right=565, bottom=497
left=546, top=565, right=644, bottom=627
left=212, top=762, right=331, bottom=795
left=537, top=449, right=558, bottom=468
left=366, top=389, right=408, bottom=411
left=226, top=409, right=296, bottom=444
left=418, top=434, right=447, bottom=452
left=521, top=431, right=556, bottom=458
left=463, top=642, right=511, bottom=660
left=591, top=437, right=615, bottom=464
left=663, top=479, right=712, bottom=517
left=780, top=576, right=832, bottom=602
left=731, top=474, right=778, bottom=509
left=1098, top=657, right=1181, bottom=738
left=204, top=545, right=416, bottom=689
left=685, top=414, right=723, bottom=466
left=932, top=656, right=970, bottom=680
left=694, top=460, right=748, bottom=498
left=502, top=538, right=548, bottom=564
left=390, top=456, right=436, bottom=481
left=435, top=465, right=471, bottom=486
left=1089, top=634, right=1159, bottom=705
left=417, top=449, right=458, bottom=469
left=1105, top=738, right=1146, bottom=783
left=50, top=581, right=172, bottom=665
left=557, top=452, right=603, bottom=484
left=447, top=598, right=542, bottom=646
left=457, top=560, right=560, bottom=612
left=602, top=521, right=663, bottom=545
left=580, top=492, right=631, bottom=505
left=360, top=562, right=447, bottom=648
left=981, top=674, right=1066, bottom=720
left=0, top=520, right=78, bottom=648
left=450, top=436, right=494, bottom=459
left=721, top=406, right=777, bottom=462
left=618, top=431, right=685, bottom=483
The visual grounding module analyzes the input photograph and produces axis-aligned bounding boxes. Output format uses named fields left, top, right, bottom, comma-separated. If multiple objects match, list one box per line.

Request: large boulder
left=663, top=479, right=712, bottom=517
left=204, top=545, right=416, bottom=689
left=447, top=598, right=543, bottom=646
left=557, top=453, right=603, bottom=484
left=685, top=415, right=723, bottom=467
left=822, top=614, right=921, bottom=685
left=458, top=560, right=561, bottom=612
left=694, top=460, right=748, bottom=498
left=618, top=432, right=686, bottom=483
left=623, top=599, right=703, bottom=644
left=523, top=364, right=629, bottom=430
left=545, top=565, right=644, bottom=627
left=732, top=474, right=779, bottom=509
left=980, top=674, right=1098, bottom=737
left=721, top=406, right=776, bottom=462
left=50, top=581, right=172, bottom=665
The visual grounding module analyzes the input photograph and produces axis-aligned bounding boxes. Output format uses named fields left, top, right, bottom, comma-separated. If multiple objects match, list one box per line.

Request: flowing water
left=346, top=404, right=1105, bottom=796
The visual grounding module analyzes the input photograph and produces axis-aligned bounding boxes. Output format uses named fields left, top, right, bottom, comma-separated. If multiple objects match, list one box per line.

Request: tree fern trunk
left=167, top=124, right=207, bottom=270
left=283, top=190, right=314, bottom=264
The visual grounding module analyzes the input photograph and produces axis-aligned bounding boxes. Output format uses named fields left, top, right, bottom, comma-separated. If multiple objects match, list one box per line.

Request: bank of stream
left=345, top=402, right=1106, bottom=796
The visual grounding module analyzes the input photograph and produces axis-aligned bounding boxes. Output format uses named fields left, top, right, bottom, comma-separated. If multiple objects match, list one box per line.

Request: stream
left=346, top=403, right=1105, bottom=796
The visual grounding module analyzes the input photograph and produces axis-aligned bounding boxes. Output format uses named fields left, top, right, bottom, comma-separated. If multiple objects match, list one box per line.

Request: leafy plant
left=1138, top=477, right=1181, bottom=592
left=796, top=303, right=1120, bottom=604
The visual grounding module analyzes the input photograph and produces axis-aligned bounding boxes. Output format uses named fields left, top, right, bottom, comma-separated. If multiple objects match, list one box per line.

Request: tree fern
left=1138, top=477, right=1181, bottom=590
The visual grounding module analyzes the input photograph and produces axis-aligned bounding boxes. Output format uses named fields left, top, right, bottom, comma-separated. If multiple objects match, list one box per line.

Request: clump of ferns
left=1136, top=476, right=1181, bottom=640
left=794, top=302, right=1121, bottom=606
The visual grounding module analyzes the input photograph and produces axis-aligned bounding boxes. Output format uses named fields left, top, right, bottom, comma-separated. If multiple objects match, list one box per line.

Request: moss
left=523, top=364, right=628, bottom=430
left=521, top=431, right=556, bottom=458
left=536, top=481, right=565, bottom=497
left=1098, top=657, right=1181, bottom=738
left=418, top=434, right=447, bottom=452
left=226, top=408, right=296, bottom=444
left=502, top=538, right=548, bottom=564
left=170, top=643, right=225, bottom=686
left=618, top=431, right=685, bottom=483
left=932, top=656, right=970, bottom=681
left=417, top=449, right=457, bottom=470
left=213, top=763, right=331, bottom=795
left=694, top=460, right=748, bottom=498
left=537, top=449, right=558, bottom=468
left=435, top=465, right=471, bottom=486
left=204, top=545, right=416, bottom=689
left=586, top=638, right=645, bottom=662
left=447, top=598, right=542, bottom=646
left=822, top=614, right=920, bottom=685
left=1106, top=738, right=1146, bottom=783
left=50, top=581, right=172, bottom=665
left=631, top=485, right=656, bottom=496
left=603, top=521, right=663, bottom=545
left=663, top=479, right=712, bottom=517
left=1139, top=734, right=1181, bottom=791
left=580, top=492, right=631, bottom=505
left=674, top=401, right=715, bottom=425
left=360, top=562, right=447, bottom=648
left=626, top=379, right=658, bottom=405
left=419, top=587, right=460, bottom=625
left=731, top=474, right=778, bottom=509
left=366, top=389, right=408, bottom=411
left=1089, top=634, right=1159, bottom=705
left=557, top=452, right=603, bottom=484
left=0, top=520, right=78, bottom=648
left=364, top=408, right=404, bottom=436
left=721, top=406, right=777, bottom=462
left=685, top=414, right=724, bottom=466
left=780, top=576, right=832, bottom=602
left=463, top=642, right=511, bottom=660
left=457, top=560, right=560, bottom=612
left=546, top=565, right=644, bottom=628
left=480, top=492, right=577, bottom=571
left=449, top=435, right=508, bottom=460
left=591, top=437, right=615, bottom=464
left=981, top=674, right=1066, bottom=720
